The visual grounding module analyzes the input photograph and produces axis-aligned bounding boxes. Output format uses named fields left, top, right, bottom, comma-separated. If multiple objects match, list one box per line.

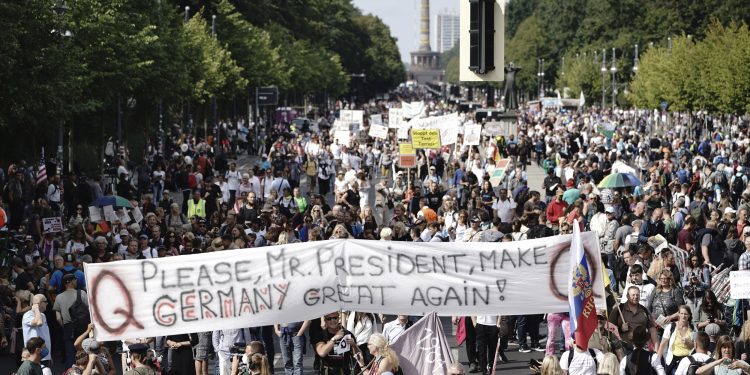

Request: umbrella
left=93, top=195, right=133, bottom=208
left=597, top=173, right=642, bottom=189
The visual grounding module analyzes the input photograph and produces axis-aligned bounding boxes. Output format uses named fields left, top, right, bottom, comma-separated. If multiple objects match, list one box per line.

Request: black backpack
left=685, top=355, right=707, bottom=375
left=733, top=175, right=746, bottom=196
left=68, top=290, right=91, bottom=338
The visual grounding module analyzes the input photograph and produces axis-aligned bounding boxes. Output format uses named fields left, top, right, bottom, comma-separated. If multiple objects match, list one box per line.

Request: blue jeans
left=280, top=334, right=305, bottom=375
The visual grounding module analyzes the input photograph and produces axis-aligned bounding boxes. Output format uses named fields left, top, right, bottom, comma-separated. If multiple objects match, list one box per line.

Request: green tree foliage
left=557, top=53, right=603, bottom=106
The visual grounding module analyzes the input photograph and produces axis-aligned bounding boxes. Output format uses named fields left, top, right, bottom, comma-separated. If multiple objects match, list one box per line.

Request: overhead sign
left=411, top=129, right=441, bottom=149
left=256, top=86, right=279, bottom=106
left=84, top=235, right=605, bottom=341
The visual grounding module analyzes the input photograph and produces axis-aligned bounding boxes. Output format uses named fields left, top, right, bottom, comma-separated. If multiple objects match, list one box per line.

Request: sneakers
left=469, top=363, right=481, bottom=373
left=519, top=346, right=532, bottom=353
left=532, top=345, right=545, bottom=352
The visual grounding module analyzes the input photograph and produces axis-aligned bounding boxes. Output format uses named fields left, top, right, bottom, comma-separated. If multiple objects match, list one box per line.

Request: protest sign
left=368, top=124, right=388, bottom=139
left=399, top=143, right=415, bottom=156
left=89, top=206, right=103, bottom=222
left=370, top=114, right=382, bottom=125
left=439, top=126, right=458, bottom=146
left=117, top=209, right=131, bottom=224
left=464, top=124, right=482, bottom=146
left=389, top=108, right=405, bottom=128
left=411, top=129, right=441, bottom=149
left=489, top=159, right=512, bottom=187
left=131, top=207, right=144, bottom=224
left=730, top=271, right=750, bottom=299
left=397, top=125, right=410, bottom=139
left=103, top=205, right=118, bottom=222
left=42, top=217, right=63, bottom=234
left=334, top=130, right=351, bottom=145
left=84, top=234, right=605, bottom=341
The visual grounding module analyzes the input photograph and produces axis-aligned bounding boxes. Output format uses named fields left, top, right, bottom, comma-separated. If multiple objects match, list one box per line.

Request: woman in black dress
left=166, top=333, right=198, bottom=375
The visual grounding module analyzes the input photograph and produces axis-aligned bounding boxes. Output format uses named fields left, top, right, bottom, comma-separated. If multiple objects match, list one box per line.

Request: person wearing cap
left=138, top=234, right=157, bottom=259
left=423, top=165, right=441, bottom=187
left=73, top=326, right=116, bottom=375
left=460, top=216, right=484, bottom=242
left=116, top=229, right=130, bottom=255
left=53, top=273, right=89, bottom=368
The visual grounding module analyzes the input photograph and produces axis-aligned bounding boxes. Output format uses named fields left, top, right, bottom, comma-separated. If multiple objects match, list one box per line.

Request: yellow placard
left=399, top=143, right=415, bottom=155
left=411, top=129, right=441, bottom=149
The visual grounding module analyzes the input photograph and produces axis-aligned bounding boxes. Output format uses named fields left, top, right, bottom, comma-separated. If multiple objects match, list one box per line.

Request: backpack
left=685, top=355, right=707, bottom=375
left=566, top=348, right=598, bottom=369
left=733, top=175, right=746, bottom=196
left=68, top=290, right=91, bottom=338
left=688, top=201, right=704, bottom=223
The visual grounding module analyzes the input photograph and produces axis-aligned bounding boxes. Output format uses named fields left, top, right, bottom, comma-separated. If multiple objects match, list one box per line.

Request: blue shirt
left=49, top=266, right=86, bottom=293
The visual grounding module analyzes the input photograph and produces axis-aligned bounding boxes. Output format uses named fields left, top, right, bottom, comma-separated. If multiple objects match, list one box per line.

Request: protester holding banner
left=312, top=312, right=362, bottom=375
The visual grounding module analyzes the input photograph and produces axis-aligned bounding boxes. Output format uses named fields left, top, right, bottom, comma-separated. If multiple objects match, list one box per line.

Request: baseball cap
left=605, top=206, right=615, bottom=214
left=725, top=207, right=737, bottom=215
left=119, top=229, right=129, bottom=236
left=138, top=234, right=149, bottom=240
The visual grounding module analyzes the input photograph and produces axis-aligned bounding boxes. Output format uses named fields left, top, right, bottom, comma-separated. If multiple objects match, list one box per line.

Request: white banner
left=84, top=234, right=605, bottom=341
left=389, top=108, right=405, bottom=128
left=464, top=124, right=482, bottom=146
left=402, top=101, right=425, bottom=119
left=334, top=130, right=351, bottom=145
left=408, top=113, right=459, bottom=129
left=368, top=124, right=388, bottom=139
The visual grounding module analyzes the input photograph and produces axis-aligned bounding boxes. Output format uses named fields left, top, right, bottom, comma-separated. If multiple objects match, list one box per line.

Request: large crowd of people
left=2, top=99, right=750, bottom=375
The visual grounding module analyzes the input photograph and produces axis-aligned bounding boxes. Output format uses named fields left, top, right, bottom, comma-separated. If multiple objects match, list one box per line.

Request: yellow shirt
left=671, top=328, right=693, bottom=357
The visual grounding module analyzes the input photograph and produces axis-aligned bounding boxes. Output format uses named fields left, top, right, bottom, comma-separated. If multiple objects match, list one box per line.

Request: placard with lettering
left=84, top=234, right=605, bottom=341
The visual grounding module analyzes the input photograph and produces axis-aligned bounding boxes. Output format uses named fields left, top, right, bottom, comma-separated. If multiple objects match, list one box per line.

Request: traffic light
left=460, top=0, right=504, bottom=82
left=469, top=0, right=494, bottom=74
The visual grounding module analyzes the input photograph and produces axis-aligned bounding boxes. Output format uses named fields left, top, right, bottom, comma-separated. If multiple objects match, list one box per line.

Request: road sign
left=257, top=86, right=279, bottom=106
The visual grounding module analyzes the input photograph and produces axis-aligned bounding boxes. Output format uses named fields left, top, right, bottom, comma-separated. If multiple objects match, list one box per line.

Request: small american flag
left=36, top=148, right=47, bottom=186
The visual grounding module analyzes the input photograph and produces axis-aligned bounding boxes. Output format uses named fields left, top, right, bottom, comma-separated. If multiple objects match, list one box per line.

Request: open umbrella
left=597, top=172, right=642, bottom=189
left=93, top=195, right=133, bottom=208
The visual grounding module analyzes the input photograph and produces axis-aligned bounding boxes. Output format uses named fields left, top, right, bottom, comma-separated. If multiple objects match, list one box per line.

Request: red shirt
left=546, top=199, right=568, bottom=225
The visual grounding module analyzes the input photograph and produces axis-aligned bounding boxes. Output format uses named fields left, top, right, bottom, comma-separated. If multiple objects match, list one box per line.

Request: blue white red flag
left=568, top=219, right=598, bottom=350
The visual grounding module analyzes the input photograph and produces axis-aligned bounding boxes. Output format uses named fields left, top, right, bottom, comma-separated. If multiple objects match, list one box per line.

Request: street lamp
left=633, top=44, right=639, bottom=74
left=537, top=58, right=545, bottom=98
left=668, top=37, right=672, bottom=54
left=561, top=56, right=565, bottom=77
left=52, top=0, right=69, bottom=174
left=601, top=49, right=607, bottom=108
left=610, top=48, right=617, bottom=109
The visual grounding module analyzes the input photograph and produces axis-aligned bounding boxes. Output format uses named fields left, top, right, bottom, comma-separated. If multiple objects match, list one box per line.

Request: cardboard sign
left=397, top=125, right=410, bottom=139
left=399, top=143, right=416, bottom=156
left=370, top=114, right=383, bottom=125
left=411, top=129, right=441, bottom=149
left=334, top=130, right=351, bottom=145
left=89, top=206, right=103, bottom=223
left=389, top=108, right=405, bottom=128
left=368, top=124, right=388, bottom=139
left=399, top=155, right=417, bottom=168
left=42, top=217, right=63, bottom=234
left=731, top=271, right=750, bottom=299
left=464, top=124, right=482, bottom=146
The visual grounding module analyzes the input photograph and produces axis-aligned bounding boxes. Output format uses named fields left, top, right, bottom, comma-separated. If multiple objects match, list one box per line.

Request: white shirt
left=475, top=316, right=498, bottom=326
left=47, top=184, right=61, bottom=203
left=560, top=348, right=604, bottom=375
left=382, top=319, right=410, bottom=343
left=674, top=352, right=711, bottom=375
left=620, top=282, right=656, bottom=309
left=492, top=198, right=517, bottom=223
left=225, top=170, right=240, bottom=190
left=141, top=246, right=158, bottom=259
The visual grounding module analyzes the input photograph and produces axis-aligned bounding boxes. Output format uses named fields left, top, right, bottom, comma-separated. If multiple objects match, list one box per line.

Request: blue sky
left=352, top=0, right=459, bottom=63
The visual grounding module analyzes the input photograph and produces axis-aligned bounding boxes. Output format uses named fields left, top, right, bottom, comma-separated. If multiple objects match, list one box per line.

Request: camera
left=231, top=342, right=246, bottom=355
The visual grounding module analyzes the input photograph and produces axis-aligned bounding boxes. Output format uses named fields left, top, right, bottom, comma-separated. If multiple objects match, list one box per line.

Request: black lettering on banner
left=334, top=257, right=349, bottom=276
left=272, top=283, right=290, bottom=309
left=533, top=246, right=547, bottom=265
left=496, top=279, right=506, bottom=301
left=177, top=267, right=194, bottom=288
left=349, top=255, right=364, bottom=276
left=217, top=288, right=235, bottom=318
left=517, top=248, right=532, bottom=267
left=367, top=256, right=384, bottom=276
left=214, top=262, right=233, bottom=284
left=316, top=246, right=335, bottom=276
left=415, top=255, right=430, bottom=273
left=396, top=253, right=415, bottom=275
left=500, top=251, right=517, bottom=269
left=479, top=251, right=495, bottom=272
left=445, top=254, right=466, bottom=273
left=197, top=265, right=214, bottom=287
left=411, top=285, right=490, bottom=306
left=153, top=295, right=177, bottom=326
left=357, top=285, right=373, bottom=304
left=303, top=284, right=395, bottom=307
left=289, top=256, right=304, bottom=277
left=432, top=256, right=446, bottom=273
left=141, top=261, right=158, bottom=292
left=253, top=287, right=271, bottom=312
left=199, top=290, right=217, bottom=319
left=303, top=288, right=320, bottom=306
left=337, top=284, right=352, bottom=303
left=235, top=261, right=253, bottom=282
left=266, top=249, right=287, bottom=278
left=181, top=290, right=198, bottom=322
left=161, top=270, right=176, bottom=289
left=239, top=288, right=255, bottom=315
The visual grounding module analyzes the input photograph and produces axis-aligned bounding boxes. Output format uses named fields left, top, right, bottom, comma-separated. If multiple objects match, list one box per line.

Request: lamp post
left=601, top=49, right=607, bottom=108
left=52, top=0, right=69, bottom=174
left=610, top=48, right=617, bottom=109
left=184, top=6, right=192, bottom=135
left=537, top=58, right=545, bottom=98
left=633, top=44, right=639, bottom=74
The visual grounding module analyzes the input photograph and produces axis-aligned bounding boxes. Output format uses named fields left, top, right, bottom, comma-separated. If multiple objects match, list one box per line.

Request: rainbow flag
left=568, top=219, right=598, bottom=350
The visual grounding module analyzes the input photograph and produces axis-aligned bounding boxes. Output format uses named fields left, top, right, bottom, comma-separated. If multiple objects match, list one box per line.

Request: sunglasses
left=325, top=316, right=339, bottom=321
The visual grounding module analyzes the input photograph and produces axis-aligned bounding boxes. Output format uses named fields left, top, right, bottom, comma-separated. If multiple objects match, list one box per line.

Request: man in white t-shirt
left=560, top=344, right=604, bottom=375
left=674, top=331, right=711, bottom=375
left=472, top=315, right=502, bottom=374
left=492, top=189, right=517, bottom=223
left=225, top=163, right=241, bottom=205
